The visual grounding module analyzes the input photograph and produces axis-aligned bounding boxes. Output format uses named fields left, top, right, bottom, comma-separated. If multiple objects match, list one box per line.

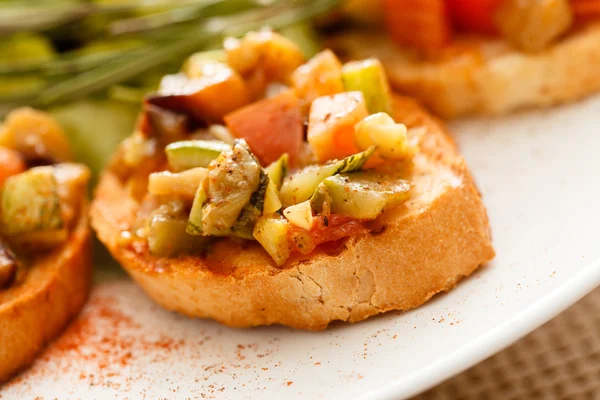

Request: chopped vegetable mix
left=118, top=31, right=420, bottom=266
left=0, top=108, right=90, bottom=289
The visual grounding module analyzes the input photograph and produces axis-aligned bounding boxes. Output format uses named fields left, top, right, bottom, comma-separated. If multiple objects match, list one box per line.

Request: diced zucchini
left=165, top=140, right=232, bottom=172
left=263, top=180, right=283, bottom=215
left=147, top=201, right=210, bottom=258
left=311, top=172, right=412, bottom=220
left=186, top=179, right=208, bottom=235
left=197, top=141, right=261, bottom=235
left=0, top=166, right=67, bottom=249
left=279, top=146, right=376, bottom=206
left=265, top=153, right=289, bottom=189
left=148, top=167, right=208, bottom=200
left=183, top=50, right=227, bottom=78
left=283, top=200, right=314, bottom=230
left=342, top=59, right=392, bottom=114
left=253, top=215, right=292, bottom=266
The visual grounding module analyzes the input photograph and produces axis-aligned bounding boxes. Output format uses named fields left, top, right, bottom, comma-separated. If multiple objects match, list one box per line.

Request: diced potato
left=224, top=30, right=305, bottom=84
left=0, top=108, right=72, bottom=163
left=292, top=50, right=344, bottom=112
left=354, top=112, right=416, bottom=160
left=148, top=167, right=208, bottom=201
left=149, top=64, right=251, bottom=122
left=283, top=200, right=314, bottom=231
left=495, top=0, right=573, bottom=51
left=0, top=147, right=25, bottom=188
left=263, top=180, right=283, bottom=215
left=253, top=215, right=292, bottom=266
left=224, top=91, right=304, bottom=166
left=307, top=91, right=368, bottom=163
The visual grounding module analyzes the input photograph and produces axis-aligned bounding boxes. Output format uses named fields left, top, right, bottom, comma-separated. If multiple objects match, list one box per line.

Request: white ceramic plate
left=4, top=96, right=600, bottom=400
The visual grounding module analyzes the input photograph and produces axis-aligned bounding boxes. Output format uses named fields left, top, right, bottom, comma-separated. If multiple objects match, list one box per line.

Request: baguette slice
left=90, top=95, right=494, bottom=331
left=0, top=202, right=91, bottom=381
left=328, top=22, right=600, bottom=118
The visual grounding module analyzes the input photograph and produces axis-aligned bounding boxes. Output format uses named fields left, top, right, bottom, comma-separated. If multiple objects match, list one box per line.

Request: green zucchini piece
left=148, top=201, right=210, bottom=257
left=341, top=59, right=392, bottom=114
left=265, top=153, right=289, bottom=190
left=0, top=166, right=67, bottom=249
left=253, top=215, right=292, bottom=266
left=186, top=179, right=208, bottom=235
left=194, top=141, right=261, bottom=236
left=165, top=140, right=232, bottom=172
left=233, top=170, right=269, bottom=233
left=279, top=146, right=376, bottom=207
left=311, top=172, right=412, bottom=220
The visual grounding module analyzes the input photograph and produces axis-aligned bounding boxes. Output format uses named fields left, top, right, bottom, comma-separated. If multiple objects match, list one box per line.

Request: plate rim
left=357, top=256, right=600, bottom=400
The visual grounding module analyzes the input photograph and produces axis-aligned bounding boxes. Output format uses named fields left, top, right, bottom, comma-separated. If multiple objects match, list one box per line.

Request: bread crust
left=91, top=96, right=494, bottom=330
left=328, top=22, right=600, bottom=118
left=0, top=204, right=91, bottom=381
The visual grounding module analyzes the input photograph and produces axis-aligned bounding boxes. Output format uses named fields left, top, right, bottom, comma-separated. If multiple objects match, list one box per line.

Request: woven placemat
left=413, top=288, right=600, bottom=400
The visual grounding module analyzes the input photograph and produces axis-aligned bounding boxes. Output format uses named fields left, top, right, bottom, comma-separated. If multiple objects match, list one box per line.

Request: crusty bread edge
left=329, top=22, right=600, bottom=118
left=91, top=96, right=495, bottom=330
left=0, top=204, right=91, bottom=382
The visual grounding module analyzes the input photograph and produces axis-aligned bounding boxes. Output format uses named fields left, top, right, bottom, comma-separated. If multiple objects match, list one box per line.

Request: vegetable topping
left=0, top=109, right=90, bottom=289
left=122, top=31, right=420, bottom=266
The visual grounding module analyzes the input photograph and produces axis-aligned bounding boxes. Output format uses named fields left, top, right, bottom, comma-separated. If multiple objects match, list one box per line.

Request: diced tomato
left=570, top=0, right=600, bottom=21
left=287, top=214, right=366, bottom=254
left=382, top=0, right=453, bottom=51
left=447, top=0, right=505, bottom=34
left=307, top=92, right=368, bottom=163
left=0, top=147, right=25, bottom=188
left=224, top=90, right=304, bottom=167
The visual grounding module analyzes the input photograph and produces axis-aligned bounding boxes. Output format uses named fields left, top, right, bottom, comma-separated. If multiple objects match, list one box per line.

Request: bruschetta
left=91, top=31, right=494, bottom=330
left=0, top=108, right=91, bottom=381
left=329, top=0, right=600, bottom=118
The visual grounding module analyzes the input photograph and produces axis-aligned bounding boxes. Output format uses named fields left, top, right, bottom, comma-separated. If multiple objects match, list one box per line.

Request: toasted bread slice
left=90, top=95, right=494, bottom=330
left=0, top=203, right=91, bottom=381
left=328, top=22, right=600, bottom=118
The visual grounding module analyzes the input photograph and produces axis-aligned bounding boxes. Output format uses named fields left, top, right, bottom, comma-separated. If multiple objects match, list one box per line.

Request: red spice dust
left=6, top=293, right=186, bottom=392
left=286, top=381, right=293, bottom=386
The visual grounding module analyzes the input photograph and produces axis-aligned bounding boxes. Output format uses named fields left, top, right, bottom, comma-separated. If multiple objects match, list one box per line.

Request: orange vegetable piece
left=150, top=64, right=251, bottom=123
left=307, top=91, right=368, bottom=163
left=224, top=91, right=304, bottom=167
left=382, top=0, right=453, bottom=51
left=0, top=147, right=25, bottom=188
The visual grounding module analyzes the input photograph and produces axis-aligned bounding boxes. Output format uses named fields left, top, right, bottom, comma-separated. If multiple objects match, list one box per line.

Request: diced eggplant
left=148, top=65, right=251, bottom=123
left=190, top=141, right=261, bottom=235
